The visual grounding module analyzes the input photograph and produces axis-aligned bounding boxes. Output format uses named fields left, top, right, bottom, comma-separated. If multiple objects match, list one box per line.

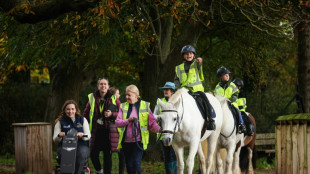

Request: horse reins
left=132, top=117, right=162, bottom=152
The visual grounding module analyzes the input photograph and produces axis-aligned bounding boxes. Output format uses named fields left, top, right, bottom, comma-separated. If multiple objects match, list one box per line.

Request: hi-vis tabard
left=88, top=93, right=117, bottom=132
left=237, top=97, right=247, bottom=112
left=175, top=61, right=204, bottom=92
left=156, top=98, right=167, bottom=140
left=214, top=82, right=239, bottom=108
left=117, top=100, right=150, bottom=150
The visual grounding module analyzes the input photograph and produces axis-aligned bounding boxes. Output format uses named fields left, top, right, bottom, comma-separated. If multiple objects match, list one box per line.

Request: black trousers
left=90, top=128, right=112, bottom=173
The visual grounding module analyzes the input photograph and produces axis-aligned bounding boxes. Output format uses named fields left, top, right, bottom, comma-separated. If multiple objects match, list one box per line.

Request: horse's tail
left=239, top=145, right=257, bottom=171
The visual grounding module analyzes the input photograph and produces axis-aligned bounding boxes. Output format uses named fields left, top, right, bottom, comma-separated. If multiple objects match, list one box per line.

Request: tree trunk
left=298, top=22, right=310, bottom=113
left=44, top=62, right=94, bottom=123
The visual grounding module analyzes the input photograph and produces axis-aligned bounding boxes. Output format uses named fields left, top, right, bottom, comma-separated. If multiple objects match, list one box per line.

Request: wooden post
left=276, top=114, right=310, bottom=174
left=13, top=122, right=52, bottom=174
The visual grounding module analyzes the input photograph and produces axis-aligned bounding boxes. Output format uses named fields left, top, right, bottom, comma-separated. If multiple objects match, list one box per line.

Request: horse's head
left=157, top=95, right=182, bottom=146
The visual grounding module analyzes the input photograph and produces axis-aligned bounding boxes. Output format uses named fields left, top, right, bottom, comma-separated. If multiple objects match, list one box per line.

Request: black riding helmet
left=233, top=78, right=244, bottom=88
left=216, top=66, right=231, bottom=77
left=181, top=45, right=196, bottom=55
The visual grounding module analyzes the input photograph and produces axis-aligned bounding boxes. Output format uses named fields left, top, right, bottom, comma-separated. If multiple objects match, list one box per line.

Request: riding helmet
left=216, top=66, right=231, bottom=77
left=181, top=45, right=196, bottom=55
left=233, top=78, right=244, bottom=88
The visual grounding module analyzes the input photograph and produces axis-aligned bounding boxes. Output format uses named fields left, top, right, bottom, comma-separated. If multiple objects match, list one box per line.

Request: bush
left=0, top=83, right=49, bottom=155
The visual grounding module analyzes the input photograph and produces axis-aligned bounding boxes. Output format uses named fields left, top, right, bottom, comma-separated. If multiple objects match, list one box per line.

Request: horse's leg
left=232, top=145, right=242, bottom=174
left=186, top=141, right=199, bottom=174
left=216, top=147, right=224, bottom=174
left=205, top=134, right=219, bottom=174
left=225, top=144, right=235, bottom=174
left=247, top=146, right=254, bottom=174
left=197, top=143, right=206, bottom=174
left=174, top=146, right=185, bottom=174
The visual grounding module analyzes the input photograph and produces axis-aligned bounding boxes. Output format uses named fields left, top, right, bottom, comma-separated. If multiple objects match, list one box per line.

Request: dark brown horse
left=239, top=113, right=257, bottom=174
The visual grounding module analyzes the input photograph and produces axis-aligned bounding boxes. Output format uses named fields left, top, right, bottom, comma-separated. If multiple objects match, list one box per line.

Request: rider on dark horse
left=174, top=45, right=216, bottom=130
left=233, top=78, right=254, bottom=136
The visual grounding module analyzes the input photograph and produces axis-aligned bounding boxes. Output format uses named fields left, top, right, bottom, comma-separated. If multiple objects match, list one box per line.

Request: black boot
left=238, top=124, right=246, bottom=134
left=247, top=124, right=254, bottom=136
left=206, top=119, right=216, bottom=130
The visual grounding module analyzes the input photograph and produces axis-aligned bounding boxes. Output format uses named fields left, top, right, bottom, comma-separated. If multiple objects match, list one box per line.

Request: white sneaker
left=96, top=169, right=103, bottom=174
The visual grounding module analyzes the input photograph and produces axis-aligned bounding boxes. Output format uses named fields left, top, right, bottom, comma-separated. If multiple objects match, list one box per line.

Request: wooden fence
left=13, top=122, right=52, bottom=174
left=276, top=114, right=310, bottom=174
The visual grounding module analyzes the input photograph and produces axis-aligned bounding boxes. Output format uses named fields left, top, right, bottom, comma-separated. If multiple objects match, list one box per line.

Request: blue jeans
left=122, top=142, right=144, bottom=174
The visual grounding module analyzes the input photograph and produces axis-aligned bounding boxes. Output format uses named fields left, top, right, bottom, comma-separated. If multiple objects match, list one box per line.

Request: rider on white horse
left=154, top=82, right=178, bottom=174
left=233, top=78, right=254, bottom=136
left=214, top=66, right=246, bottom=134
left=174, top=45, right=216, bottom=130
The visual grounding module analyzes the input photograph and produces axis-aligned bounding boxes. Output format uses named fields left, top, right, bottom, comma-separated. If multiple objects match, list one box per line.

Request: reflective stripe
left=141, top=127, right=148, bottom=131
left=140, top=109, right=148, bottom=113
left=177, top=61, right=203, bottom=91
left=176, top=66, right=182, bottom=82
left=229, top=84, right=238, bottom=93
left=187, top=80, right=202, bottom=87
left=88, top=93, right=95, bottom=132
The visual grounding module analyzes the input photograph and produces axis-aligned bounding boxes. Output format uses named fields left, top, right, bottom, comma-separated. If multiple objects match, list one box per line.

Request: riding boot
left=236, top=108, right=246, bottom=134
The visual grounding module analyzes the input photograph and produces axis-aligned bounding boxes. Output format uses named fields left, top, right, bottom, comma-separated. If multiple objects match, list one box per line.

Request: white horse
left=157, top=88, right=223, bottom=174
left=215, top=95, right=245, bottom=174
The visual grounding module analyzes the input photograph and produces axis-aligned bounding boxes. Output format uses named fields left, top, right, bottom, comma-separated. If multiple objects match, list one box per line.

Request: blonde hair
left=126, top=85, right=139, bottom=97
left=55, top=100, right=81, bottom=123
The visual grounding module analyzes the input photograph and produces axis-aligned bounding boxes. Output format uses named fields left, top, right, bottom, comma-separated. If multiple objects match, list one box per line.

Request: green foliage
left=256, top=157, right=275, bottom=170
left=0, top=83, right=49, bottom=155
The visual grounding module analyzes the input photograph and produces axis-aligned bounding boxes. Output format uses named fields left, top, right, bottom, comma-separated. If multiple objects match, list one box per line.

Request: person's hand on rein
left=128, top=117, right=135, bottom=123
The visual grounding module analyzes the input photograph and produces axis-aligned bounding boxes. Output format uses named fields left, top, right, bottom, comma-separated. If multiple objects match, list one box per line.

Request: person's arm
left=116, top=109, right=129, bottom=128
left=174, top=74, right=181, bottom=89
left=230, top=91, right=238, bottom=103
left=83, top=102, right=91, bottom=122
left=53, top=121, right=63, bottom=144
left=153, top=105, right=159, bottom=120
left=148, top=110, right=161, bottom=133
left=81, top=118, right=91, bottom=141
left=112, top=98, right=121, bottom=119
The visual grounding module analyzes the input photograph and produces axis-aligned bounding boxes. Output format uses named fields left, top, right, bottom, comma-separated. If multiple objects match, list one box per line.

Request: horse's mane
left=215, top=95, right=227, bottom=105
left=169, top=88, right=186, bottom=104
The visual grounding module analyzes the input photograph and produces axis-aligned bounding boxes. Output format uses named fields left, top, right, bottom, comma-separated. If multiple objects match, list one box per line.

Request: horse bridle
left=160, top=95, right=184, bottom=137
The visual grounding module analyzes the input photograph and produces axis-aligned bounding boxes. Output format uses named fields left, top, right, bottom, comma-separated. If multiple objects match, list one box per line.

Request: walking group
left=52, top=45, right=254, bottom=174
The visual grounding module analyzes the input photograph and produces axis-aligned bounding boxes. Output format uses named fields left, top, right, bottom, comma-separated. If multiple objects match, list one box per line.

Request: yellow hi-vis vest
left=237, top=97, right=247, bottom=112
left=88, top=93, right=117, bottom=132
left=117, top=100, right=150, bottom=150
left=214, top=82, right=239, bottom=108
left=156, top=98, right=167, bottom=140
left=175, top=61, right=204, bottom=92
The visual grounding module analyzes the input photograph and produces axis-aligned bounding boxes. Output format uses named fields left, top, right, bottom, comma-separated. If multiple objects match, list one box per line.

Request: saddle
left=227, top=103, right=239, bottom=125
left=188, top=91, right=216, bottom=120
